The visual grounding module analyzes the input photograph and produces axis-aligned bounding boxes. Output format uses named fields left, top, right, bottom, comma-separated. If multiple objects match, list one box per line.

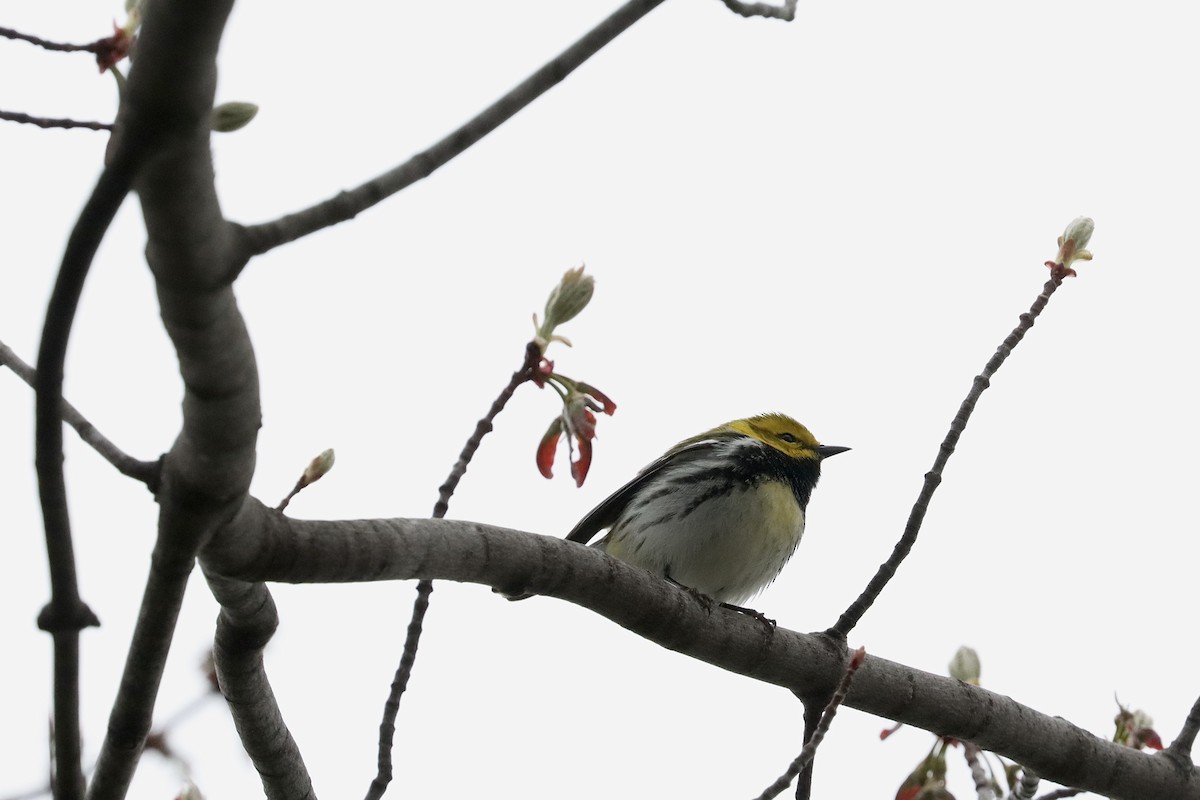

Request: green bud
left=948, top=646, right=981, bottom=684
left=1062, top=216, right=1094, bottom=251
left=211, top=101, right=259, bottom=133
left=1052, top=216, right=1094, bottom=273
left=301, top=448, right=335, bottom=486
left=542, top=265, right=594, bottom=332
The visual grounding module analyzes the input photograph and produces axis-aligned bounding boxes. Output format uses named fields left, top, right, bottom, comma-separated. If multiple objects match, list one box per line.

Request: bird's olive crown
left=729, top=413, right=824, bottom=460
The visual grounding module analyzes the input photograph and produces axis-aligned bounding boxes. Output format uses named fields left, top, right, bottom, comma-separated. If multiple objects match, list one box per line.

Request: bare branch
left=0, top=25, right=104, bottom=53
left=963, top=742, right=997, bottom=800
left=366, top=581, right=433, bottom=800
left=85, top=0, right=254, bottom=795
left=238, top=0, right=670, bottom=259
left=1, top=339, right=158, bottom=485
left=718, top=0, right=798, bottom=21
left=1167, top=692, right=1200, bottom=767
left=432, top=341, right=542, bottom=519
left=206, top=571, right=315, bottom=800
left=1014, top=768, right=1040, bottom=800
left=831, top=272, right=1069, bottom=638
left=754, top=647, right=865, bottom=800
left=201, top=501, right=1199, bottom=800
left=368, top=340, right=541, bottom=799
left=35, top=145, right=138, bottom=800
left=0, top=110, right=113, bottom=131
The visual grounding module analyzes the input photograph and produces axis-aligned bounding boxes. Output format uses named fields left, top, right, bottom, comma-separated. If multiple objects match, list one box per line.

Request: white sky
left=3, top=1, right=1199, bottom=798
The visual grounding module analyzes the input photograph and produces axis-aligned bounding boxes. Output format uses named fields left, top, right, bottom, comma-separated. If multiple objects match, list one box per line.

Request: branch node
left=37, top=600, right=101, bottom=632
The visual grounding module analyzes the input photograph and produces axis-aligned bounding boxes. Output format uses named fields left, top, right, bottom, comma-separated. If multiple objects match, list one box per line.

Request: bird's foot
left=721, top=602, right=777, bottom=630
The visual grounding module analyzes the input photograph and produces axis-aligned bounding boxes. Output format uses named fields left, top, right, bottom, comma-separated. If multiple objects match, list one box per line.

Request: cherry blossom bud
left=301, top=448, right=335, bottom=487
left=948, top=646, right=981, bottom=685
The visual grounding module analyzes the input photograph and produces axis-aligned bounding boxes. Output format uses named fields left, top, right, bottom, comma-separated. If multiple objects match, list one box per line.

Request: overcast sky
left=3, top=1, right=1199, bottom=798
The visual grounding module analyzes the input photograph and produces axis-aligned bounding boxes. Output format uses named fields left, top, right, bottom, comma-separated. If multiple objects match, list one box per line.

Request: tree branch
left=831, top=274, right=1066, bottom=638
left=367, top=340, right=541, bottom=799
left=84, top=0, right=254, bottom=796
left=0, top=110, right=113, bottom=131
left=431, top=340, right=543, bottom=519
left=205, top=571, right=315, bottom=800
left=1167, top=692, right=1200, bottom=767
left=35, top=142, right=138, bottom=800
left=237, top=0, right=670, bottom=260
left=0, top=25, right=104, bottom=53
left=202, top=501, right=1197, bottom=800
left=1, top=339, right=159, bottom=485
left=963, top=742, right=996, bottom=800
left=718, top=0, right=798, bottom=21
left=754, top=648, right=865, bottom=800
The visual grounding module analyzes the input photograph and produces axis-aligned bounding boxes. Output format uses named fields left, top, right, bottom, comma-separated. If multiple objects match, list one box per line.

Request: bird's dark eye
left=778, top=432, right=798, bottom=443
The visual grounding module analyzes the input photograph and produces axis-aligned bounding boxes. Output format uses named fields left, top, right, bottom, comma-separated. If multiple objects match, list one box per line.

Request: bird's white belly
left=601, top=481, right=805, bottom=605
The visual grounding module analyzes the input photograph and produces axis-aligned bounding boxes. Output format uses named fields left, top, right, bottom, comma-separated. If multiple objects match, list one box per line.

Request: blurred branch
left=0, top=25, right=103, bottom=53
left=1032, top=789, right=1083, bottom=800
left=206, top=571, right=315, bottom=800
left=831, top=272, right=1069, bottom=638
left=201, top=499, right=1197, bottom=800
left=0, top=110, right=113, bottom=131
left=963, top=742, right=996, bottom=800
left=238, top=0, right=670, bottom=259
left=1014, top=768, right=1040, bottom=799
left=35, top=146, right=138, bottom=800
left=718, top=0, right=798, bottom=20
left=1, top=340, right=159, bottom=485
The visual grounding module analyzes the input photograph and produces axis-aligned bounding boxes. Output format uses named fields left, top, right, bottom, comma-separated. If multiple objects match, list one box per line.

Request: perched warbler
left=562, top=413, right=848, bottom=605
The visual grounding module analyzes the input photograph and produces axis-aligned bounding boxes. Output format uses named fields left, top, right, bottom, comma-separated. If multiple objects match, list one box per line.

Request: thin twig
left=1166, top=692, right=1200, bottom=765
left=754, top=647, right=865, bottom=800
left=35, top=150, right=138, bottom=800
left=964, top=742, right=996, bottom=800
left=831, top=274, right=1067, bottom=638
left=1, top=110, right=114, bottom=131
left=1, top=339, right=159, bottom=485
left=0, top=26, right=103, bottom=53
left=719, top=0, right=798, bottom=20
left=366, top=341, right=542, bottom=800
left=432, top=341, right=543, bottom=518
left=239, top=0, right=670, bottom=260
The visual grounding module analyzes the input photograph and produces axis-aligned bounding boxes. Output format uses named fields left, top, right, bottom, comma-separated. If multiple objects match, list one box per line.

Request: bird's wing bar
left=564, top=437, right=725, bottom=544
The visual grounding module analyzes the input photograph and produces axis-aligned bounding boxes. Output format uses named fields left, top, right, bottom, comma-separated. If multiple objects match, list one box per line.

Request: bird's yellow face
left=728, top=413, right=824, bottom=460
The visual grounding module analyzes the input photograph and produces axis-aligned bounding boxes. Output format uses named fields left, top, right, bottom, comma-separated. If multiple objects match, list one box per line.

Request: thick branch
left=203, top=501, right=1198, bottom=800
left=1, top=339, right=158, bottom=485
left=86, top=0, right=254, bottom=797
left=35, top=141, right=138, bottom=800
left=237, top=0, right=669, bottom=259
left=205, top=571, right=315, bottom=800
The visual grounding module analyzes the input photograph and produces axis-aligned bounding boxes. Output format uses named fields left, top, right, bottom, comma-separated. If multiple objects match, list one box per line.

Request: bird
left=559, top=413, right=848, bottom=606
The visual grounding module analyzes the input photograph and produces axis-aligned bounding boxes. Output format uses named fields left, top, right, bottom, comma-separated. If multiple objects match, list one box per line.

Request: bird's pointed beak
left=816, top=444, right=851, bottom=459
